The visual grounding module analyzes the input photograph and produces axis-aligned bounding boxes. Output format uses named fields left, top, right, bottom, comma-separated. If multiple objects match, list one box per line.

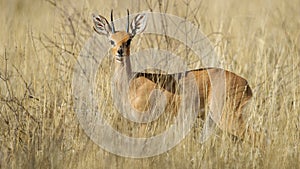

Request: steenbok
left=92, top=10, right=261, bottom=143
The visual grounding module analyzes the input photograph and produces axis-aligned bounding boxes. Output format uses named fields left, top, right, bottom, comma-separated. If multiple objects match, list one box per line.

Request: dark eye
left=110, top=40, right=115, bottom=46
left=126, top=39, right=132, bottom=46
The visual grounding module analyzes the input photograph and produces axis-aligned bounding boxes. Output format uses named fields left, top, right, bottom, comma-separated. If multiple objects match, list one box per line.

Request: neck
left=114, top=55, right=132, bottom=83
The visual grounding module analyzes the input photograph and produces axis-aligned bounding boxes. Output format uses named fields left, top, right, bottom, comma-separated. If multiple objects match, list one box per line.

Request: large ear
left=92, top=14, right=112, bottom=36
left=130, top=13, right=147, bottom=37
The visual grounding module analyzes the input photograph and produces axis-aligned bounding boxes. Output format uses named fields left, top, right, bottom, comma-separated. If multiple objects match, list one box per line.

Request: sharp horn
left=126, top=9, right=130, bottom=33
left=111, top=10, right=115, bottom=33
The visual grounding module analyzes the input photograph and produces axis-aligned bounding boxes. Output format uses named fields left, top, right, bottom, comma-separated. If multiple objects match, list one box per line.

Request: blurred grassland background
left=0, top=0, right=299, bottom=168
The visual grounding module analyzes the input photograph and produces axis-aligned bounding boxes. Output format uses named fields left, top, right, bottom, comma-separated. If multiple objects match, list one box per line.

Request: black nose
left=117, top=48, right=123, bottom=55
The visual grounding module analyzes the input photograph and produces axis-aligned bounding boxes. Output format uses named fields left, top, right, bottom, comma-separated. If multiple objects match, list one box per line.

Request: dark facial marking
left=125, top=39, right=132, bottom=47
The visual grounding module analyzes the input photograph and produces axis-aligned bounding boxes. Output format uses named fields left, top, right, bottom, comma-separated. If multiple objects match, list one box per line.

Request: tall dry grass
left=0, top=0, right=299, bottom=168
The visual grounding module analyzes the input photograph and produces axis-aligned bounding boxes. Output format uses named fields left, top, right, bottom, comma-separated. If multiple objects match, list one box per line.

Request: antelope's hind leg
left=219, top=71, right=253, bottom=137
left=219, top=73, right=265, bottom=146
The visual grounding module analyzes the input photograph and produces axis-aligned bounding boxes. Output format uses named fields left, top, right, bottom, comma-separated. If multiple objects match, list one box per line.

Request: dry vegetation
left=0, top=0, right=299, bottom=168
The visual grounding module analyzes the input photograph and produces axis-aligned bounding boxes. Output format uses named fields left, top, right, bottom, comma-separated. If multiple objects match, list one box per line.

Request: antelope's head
left=92, top=10, right=147, bottom=62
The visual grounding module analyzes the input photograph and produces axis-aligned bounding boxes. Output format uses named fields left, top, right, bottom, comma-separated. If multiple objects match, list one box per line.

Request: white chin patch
left=115, top=55, right=124, bottom=62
